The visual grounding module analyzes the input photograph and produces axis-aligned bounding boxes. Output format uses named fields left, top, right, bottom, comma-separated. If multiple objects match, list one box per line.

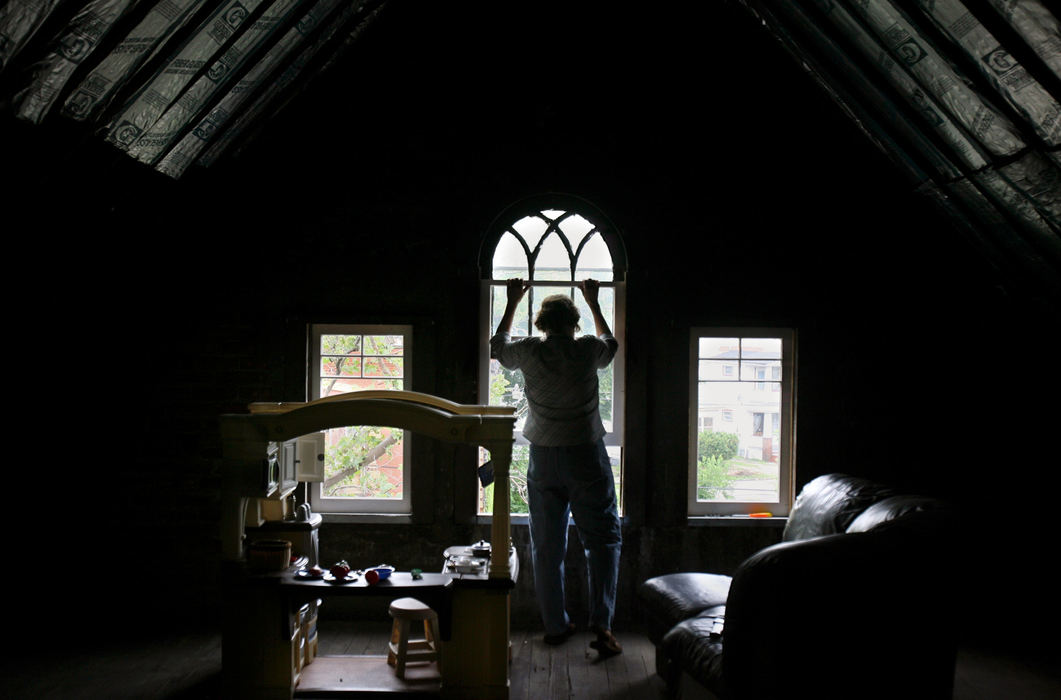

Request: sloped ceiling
left=2, top=0, right=1060, bottom=309
left=738, top=0, right=1061, bottom=308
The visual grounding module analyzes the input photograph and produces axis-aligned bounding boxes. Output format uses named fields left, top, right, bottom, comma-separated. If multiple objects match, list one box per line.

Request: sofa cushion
left=661, top=606, right=727, bottom=696
left=782, top=473, right=897, bottom=542
left=638, top=572, right=731, bottom=644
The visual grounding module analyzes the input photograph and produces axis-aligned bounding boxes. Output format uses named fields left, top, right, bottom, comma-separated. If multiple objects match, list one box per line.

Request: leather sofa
left=638, top=473, right=958, bottom=700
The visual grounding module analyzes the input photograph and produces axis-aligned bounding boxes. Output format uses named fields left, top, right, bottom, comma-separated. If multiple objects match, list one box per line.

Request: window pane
left=321, top=426, right=404, bottom=500
left=740, top=359, right=781, bottom=382
left=559, top=213, right=595, bottom=252
left=321, top=377, right=402, bottom=396
left=695, top=426, right=781, bottom=502
left=535, top=233, right=571, bottom=281
left=478, top=444, right=531, bottom=515
left=363, top=357, right=403, bottom=377
left=493, top=231, right=530, bottom=279
left=322, top=378, right=362, bottom=397
left=695, top=335, right=784, bottom=505
left=528, top=284, right=561, bottom=338
left=321, top=356, right=362, bottom=377
left=321, top=334, right=361, bottom=355
left=488, top=358, right=528, bottom=432
left=598, top=363, right=614, bottom=433
left=574, top=233, right=613, bottom=281
left=477, top=444, right=623, bottom=516
left=699, top=360, right=739, bottom=381
left=574, top=285, right=614, bottom=336
left=699, top=380, right=742, bottom=406
left=607, top=446, right=623, bottom=517
left=492, top=285, right=531, bottom=336
left=741, top=337, right=781, bottom=359
left=699, top=337, right=740, bottom=359
left=364, top=335, right=404, bottom=356
left=511, top=215, right=548, bottom=252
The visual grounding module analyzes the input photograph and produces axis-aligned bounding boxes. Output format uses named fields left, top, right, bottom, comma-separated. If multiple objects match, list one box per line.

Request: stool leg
left=428, top=616, right=442, bottom=673
left=387, top=618, right=400, bottom=667
left=395, top=618, right=410, bottom=679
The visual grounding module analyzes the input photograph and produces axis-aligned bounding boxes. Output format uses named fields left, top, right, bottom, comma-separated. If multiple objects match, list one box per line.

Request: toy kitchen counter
left=222, top=546, right=519, bottom=700
left=219, top=391, right=519, bottom=700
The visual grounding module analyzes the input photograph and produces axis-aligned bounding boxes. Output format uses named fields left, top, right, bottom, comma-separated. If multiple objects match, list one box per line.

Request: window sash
left=688, top=328, right=795, bottom=517
left=480, top=279, right=625, bottom=447
left=308, top=323, right=413, bottom=514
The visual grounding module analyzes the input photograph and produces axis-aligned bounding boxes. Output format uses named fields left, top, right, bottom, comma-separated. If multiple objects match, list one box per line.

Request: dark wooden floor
left=315, top=620, right=668, bottom=700
left=4, top=621, right=1059, bottom=699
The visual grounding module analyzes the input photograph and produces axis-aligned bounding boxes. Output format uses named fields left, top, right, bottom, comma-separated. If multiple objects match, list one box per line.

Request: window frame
left=478, top=279, right=626, bottom=449
left=477, top=195, right=627, bottom=516
left=307, top=323, right=413, bottom=515
left=688, top=327, right=796, bottom=517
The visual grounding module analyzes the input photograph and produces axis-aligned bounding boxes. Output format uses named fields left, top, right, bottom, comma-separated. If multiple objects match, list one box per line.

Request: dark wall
left=8, top=0, right=1057, bottom=653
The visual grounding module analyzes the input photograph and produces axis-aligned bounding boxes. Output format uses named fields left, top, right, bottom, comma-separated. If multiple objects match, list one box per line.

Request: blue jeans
left=527, top=439, right=622, bottom=635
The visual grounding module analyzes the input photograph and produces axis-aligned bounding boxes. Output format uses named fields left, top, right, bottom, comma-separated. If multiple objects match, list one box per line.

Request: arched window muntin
left=479, top=194, right=627, bottom=285
left=494, top=210, right=617, bottom=283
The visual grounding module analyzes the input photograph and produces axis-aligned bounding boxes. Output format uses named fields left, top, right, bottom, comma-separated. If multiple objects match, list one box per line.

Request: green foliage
left=697, top=453, right=736, bottom=500
left=321, top=334, right=361, bottom=355
left=332, top=467, right=396, bottom=498
left=324, top=426, right=398, bottom=498
left=696, top=431, right=739, bottom=500
left=597, top=365, right=613, bottom=422
left=490, top=366, right=529, bottom=424
left=698, top=431, right=739, bottom=460
left=481, top=446, right=530, bottom=514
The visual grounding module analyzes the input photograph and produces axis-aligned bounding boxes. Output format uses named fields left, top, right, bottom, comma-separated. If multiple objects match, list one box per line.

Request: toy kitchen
left=219, top=391, right=518, bottom=700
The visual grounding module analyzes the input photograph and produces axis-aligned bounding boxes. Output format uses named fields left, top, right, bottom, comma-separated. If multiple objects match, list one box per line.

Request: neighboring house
left=697, top=347, right=782, bottom=463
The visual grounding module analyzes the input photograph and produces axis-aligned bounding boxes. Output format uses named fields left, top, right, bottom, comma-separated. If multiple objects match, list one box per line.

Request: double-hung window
left=689, top=329, right=795, bottom=517
left=478, top=196, right=626, bottom=516
left=307, top=324, right=412, bottom=514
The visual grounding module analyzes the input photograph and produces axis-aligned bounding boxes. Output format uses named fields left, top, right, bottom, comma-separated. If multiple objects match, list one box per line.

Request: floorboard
left=3, top=624, right=1059, bottom=699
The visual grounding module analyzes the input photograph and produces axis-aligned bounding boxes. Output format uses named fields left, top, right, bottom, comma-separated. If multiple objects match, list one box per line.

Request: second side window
left=689, top=329, right=796, bottom=517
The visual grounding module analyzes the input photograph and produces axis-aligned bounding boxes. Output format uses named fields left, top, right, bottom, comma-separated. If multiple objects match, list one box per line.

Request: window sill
left=319, top=512, right=414, bottom=525
left=686, top=515, right=788, bottom=527
left=474, top=514, right=531, bottom=525
left=476, top=514, right=635, bottom=527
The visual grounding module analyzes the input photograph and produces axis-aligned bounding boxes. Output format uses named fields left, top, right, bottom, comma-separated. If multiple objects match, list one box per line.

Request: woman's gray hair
left=534, top=294, right=581, bottom=334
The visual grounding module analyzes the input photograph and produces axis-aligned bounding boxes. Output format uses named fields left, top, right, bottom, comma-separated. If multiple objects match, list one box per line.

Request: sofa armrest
left=638, top=573, right=731, bottom=646
left=661, top=605, right=727, bottom=694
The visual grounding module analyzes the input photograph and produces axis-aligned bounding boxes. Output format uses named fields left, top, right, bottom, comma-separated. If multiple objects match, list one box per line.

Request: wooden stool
left=387, top=597, right=441, bottom=679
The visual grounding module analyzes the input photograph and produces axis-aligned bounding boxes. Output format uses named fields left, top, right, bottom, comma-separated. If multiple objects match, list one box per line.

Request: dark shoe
left=589, top=628, right=623, bottom=657
left=543, top=622, right=576, bottom=645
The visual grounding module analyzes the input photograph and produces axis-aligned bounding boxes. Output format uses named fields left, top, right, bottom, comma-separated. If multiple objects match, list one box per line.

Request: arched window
left=478, top=194, right=627, bottom=515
